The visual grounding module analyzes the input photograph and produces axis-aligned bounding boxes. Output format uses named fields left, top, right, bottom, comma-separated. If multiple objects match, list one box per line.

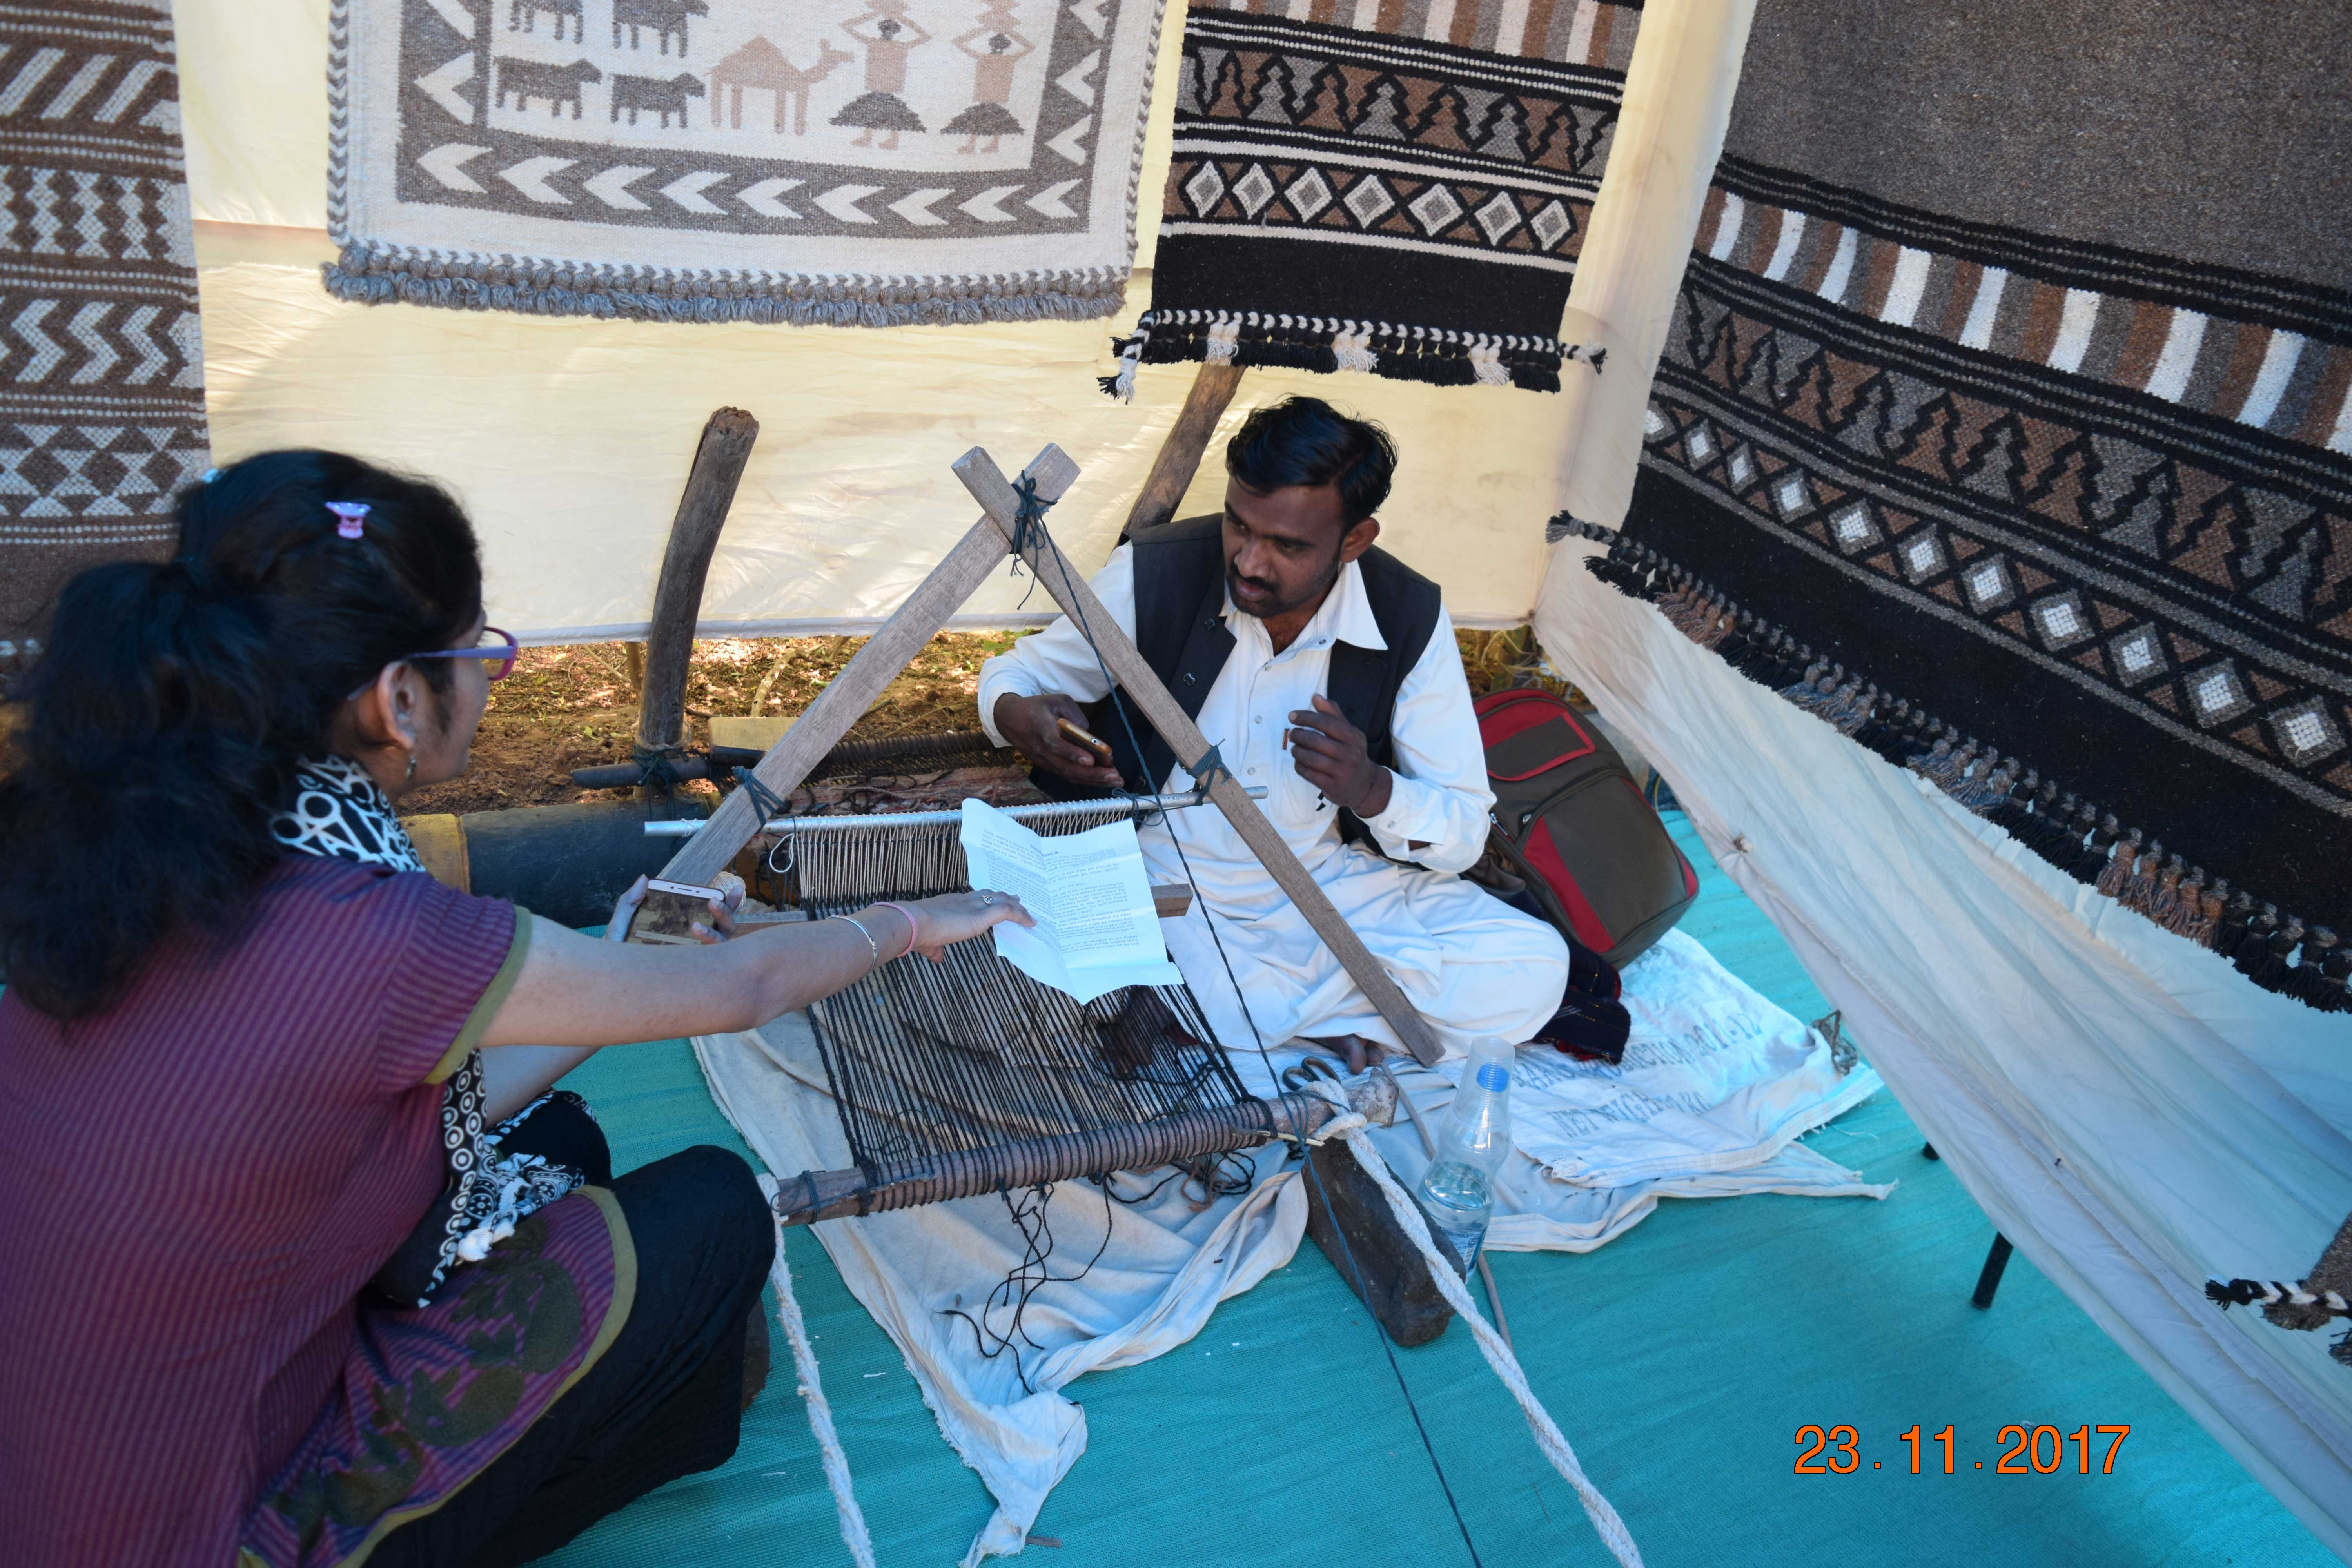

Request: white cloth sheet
left=976, top=543, right=1569, bottom=1057
left=692, top=926, right=1880, bottom=1564
left=1534, top=548, right=2352, bottom=1560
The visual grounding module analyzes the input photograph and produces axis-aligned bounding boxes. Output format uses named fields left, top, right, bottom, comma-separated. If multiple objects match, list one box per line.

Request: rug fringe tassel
left=1112, top=308, right=1595, bottom=394
left=1550, top=515, right=2347, bottom=1015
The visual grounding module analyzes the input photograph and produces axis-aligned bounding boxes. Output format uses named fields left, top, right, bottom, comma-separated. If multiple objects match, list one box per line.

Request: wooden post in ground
left=635, top=408, right=761, bottom=768
left=1120, top=362, right=1245, bottom=541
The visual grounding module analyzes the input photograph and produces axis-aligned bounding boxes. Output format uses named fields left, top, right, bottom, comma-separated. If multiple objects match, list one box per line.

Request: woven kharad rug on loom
left=0, top=0, right=210, bottom=666
left=327, top=0, right=1168, bottom=325
left=1578, top=0, right=2352, bottom=1010
left=1112, top=0, right=1640, bottom=395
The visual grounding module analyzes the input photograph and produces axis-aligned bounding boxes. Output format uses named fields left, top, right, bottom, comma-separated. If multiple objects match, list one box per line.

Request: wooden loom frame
left=636, top=439, right=1447, bottom=1229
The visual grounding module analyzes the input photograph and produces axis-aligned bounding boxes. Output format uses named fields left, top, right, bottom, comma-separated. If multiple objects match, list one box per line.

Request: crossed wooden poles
left=625, top=409, right=1504, bottom=1337
left=643, top=440, right=1446, bottom=1073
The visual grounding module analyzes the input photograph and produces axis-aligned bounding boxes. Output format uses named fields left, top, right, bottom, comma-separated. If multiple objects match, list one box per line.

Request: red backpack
left=1473, top=689, right=1698, bottom=969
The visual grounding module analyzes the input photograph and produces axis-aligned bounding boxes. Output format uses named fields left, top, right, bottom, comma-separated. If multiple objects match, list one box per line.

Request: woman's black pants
left=373, top=1098, right=775, bottom=1567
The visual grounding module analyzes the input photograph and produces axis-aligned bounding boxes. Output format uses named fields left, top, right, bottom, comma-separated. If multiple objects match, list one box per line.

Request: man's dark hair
left=1224, top=396, right=1397, bottom=525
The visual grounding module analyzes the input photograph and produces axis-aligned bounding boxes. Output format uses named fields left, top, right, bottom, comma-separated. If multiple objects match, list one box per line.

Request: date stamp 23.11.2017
left=1793, top=1424, right=2131, bottom=1475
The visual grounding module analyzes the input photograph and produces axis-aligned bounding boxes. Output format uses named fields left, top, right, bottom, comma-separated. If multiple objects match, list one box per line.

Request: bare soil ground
left=402, top=628, right=1566, bottom=816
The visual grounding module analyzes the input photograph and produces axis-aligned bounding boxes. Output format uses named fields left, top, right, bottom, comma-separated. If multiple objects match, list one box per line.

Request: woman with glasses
left=0, top=450, right=1032, bottom=1568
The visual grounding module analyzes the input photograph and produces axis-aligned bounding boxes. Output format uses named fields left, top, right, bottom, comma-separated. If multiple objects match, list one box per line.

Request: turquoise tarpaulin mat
left=544, top=815, right=2332, bottom=1566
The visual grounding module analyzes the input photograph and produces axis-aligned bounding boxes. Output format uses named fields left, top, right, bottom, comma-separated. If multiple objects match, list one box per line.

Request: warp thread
left=938, top=1181, right=1118, bottom=1397
left=1557, top=515, right=2342, bottom=1015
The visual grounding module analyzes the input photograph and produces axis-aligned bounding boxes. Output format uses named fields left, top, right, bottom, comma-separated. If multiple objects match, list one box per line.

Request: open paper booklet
left=958, top=799, right=1184, bottom=1004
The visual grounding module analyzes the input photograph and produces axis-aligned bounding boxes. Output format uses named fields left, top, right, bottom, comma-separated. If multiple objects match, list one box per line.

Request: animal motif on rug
left=327, top=0, right=1173, bottom=325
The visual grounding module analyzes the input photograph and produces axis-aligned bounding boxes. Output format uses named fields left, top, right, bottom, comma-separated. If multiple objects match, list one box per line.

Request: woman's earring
left=404, top=749, right=417, bottom=782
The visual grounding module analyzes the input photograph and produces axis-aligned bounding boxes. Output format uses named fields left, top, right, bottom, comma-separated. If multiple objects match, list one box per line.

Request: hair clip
left=326, top=501, right=370, bottom=539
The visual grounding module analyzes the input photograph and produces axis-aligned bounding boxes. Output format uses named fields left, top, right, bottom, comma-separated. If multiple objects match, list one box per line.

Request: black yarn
left=940, top=1181, right=1120, bottom=1396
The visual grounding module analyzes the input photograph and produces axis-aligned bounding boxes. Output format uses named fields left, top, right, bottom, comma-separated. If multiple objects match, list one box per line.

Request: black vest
left=1044, top=514, right=1444, bottom=848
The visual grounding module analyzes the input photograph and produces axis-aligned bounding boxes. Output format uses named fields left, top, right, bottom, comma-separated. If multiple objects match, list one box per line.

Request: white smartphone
left=646, top=878, right=729, bottom=903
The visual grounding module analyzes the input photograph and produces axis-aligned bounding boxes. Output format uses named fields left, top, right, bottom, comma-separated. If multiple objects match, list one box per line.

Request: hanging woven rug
left=1111, top=0, right=1641, bottom=396
left=0, top=0, right=211, bottom=664
left=326, top=0, right=1169, bottom=325
left=1579, top=0, right=2352, bottom=1009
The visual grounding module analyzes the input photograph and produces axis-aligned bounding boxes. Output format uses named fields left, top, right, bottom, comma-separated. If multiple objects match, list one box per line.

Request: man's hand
left=1286, top=694, right=1393, bottom=817
left=994, top=691, right=1124, bottom=789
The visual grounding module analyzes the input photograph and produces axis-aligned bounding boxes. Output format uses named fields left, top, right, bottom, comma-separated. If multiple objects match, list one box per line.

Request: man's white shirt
left=977, top=543, right=1565, bottom=1059
left=976, top=543, right=1494, bottom=878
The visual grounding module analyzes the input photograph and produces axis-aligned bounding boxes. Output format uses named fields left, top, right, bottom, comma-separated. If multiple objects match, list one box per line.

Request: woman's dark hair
left=0, top=450, right=483, bottom=1019
left=1224, top=396, right=1398, bottom=525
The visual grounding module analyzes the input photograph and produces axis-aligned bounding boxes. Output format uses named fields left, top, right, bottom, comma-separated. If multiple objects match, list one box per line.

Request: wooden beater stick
left=952, top=447, right=1445, bottom=1068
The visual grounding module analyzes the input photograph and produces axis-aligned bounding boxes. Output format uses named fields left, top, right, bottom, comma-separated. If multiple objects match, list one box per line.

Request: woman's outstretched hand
left=889, top=889, right=1034, bottom=961
left=490, top=884, right=1034, bottom=1050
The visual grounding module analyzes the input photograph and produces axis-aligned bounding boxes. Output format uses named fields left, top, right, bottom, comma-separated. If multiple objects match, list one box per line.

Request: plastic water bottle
left=1414, top=1036, right=1514, bottom=1273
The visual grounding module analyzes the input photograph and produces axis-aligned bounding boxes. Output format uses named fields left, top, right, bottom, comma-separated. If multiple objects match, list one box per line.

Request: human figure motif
left=943, top=13, right=1035, bottom=154
left=831, top=3, right=933, bottom=150
left=709, top=37, right=854, bottom=134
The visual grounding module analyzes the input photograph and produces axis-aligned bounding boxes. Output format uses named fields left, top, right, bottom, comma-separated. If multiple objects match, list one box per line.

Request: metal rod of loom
left=641, top=784, right=1267, bottom=836
left=772, top=1090, right=1339, bottom=1226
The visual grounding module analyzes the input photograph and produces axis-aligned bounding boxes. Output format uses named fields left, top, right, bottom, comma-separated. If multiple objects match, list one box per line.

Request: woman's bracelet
left=877, top=901, right=922, bottom=959
left=833, top=913, right=882, bottom=968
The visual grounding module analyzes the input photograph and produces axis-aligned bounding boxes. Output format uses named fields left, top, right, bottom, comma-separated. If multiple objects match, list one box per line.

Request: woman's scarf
left=270, top=755, right=583, bottom=1306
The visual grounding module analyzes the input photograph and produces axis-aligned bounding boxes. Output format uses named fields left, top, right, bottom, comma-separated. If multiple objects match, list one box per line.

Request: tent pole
left=1971, top=1234, right=2015, bottom=1309
left=1121, top=361, right=1245, bottom=541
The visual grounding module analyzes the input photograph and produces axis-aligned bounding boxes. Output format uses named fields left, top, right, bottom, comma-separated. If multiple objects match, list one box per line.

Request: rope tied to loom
left=1004, top=474, right=1054, bottom=607
left=1294, top=1082, right=1645, bottom=1568
left=631, top=742, right=690, bottom=795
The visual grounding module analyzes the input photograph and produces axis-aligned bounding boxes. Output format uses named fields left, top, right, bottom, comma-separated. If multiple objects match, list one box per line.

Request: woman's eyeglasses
left=343, top=630, right=520, bottom=702
left=401, top=626, right=521, bottom=681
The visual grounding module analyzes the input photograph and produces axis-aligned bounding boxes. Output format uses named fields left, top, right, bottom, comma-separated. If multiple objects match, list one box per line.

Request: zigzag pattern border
left=1552, top=514, right=2351, bottom=1015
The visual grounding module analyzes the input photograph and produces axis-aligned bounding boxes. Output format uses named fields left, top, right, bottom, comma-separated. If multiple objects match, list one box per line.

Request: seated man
left=977, top=396, right=1568, bottom=1060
